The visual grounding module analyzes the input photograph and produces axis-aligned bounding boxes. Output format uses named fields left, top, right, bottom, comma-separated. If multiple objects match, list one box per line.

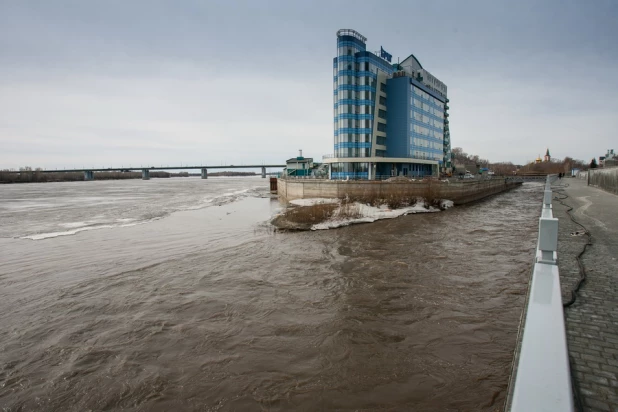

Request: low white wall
left=588, top=167, right=618, bottom=194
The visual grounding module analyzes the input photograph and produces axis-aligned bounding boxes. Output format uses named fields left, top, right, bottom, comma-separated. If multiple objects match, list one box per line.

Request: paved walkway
left=551, top=177, right=618, bottom=411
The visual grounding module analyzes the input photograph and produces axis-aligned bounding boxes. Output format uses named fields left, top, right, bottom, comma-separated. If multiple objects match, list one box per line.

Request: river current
left=0, top=177, right=542, bottom=411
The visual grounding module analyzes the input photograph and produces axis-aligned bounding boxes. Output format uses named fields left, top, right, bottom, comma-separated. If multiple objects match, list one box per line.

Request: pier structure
left=277, top=176, right=521, bottom=205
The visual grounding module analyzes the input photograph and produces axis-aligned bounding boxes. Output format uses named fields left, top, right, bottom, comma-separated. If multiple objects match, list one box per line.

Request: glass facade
left=333, top=30, right=393, bottom=164
left=330, top=162, right=369, bottom=179
left=331, top=29, right=450, bottom=179
left=409, top=85, right=444, bottom=162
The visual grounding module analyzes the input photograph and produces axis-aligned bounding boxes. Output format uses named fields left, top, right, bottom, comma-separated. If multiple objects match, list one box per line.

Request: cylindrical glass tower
left=334, top=29, right=367, bottom=160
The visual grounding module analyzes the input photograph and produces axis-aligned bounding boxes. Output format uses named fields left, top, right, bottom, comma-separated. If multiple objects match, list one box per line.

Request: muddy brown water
left=0, top=178, right=542, bottom=411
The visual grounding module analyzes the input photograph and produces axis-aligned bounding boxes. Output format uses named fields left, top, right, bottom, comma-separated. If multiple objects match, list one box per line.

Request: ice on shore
left=312, top=202, right=440, bottom=230
left=281, top=197, right=454, bottom=231
left=289, top=198, right=339, bottom=207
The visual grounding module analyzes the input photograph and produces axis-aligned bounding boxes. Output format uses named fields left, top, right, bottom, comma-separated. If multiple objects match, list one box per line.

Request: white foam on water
left=7, top=179, right=270, bottom=240
left=22, top=219, right=158, bottom=240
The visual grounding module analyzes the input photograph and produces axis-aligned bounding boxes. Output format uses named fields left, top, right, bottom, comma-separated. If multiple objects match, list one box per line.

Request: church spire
left=544, top=148, right=551, bottom=162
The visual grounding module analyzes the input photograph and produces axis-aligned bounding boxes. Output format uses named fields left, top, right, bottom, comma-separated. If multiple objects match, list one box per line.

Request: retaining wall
left=278, top=178, right=521, bottom=205
left=588, top=167, right=618, bottom=195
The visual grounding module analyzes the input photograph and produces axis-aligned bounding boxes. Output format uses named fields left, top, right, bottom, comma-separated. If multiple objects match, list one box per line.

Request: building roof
left=401, top=53, right=423, bottom=70
left=286, top=157, right=313, bottom=163
left=545, top=148, right=550, bottom=157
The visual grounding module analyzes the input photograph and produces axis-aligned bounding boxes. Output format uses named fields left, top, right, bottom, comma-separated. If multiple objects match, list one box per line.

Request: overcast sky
left=1, top=0, right=617, bottom=169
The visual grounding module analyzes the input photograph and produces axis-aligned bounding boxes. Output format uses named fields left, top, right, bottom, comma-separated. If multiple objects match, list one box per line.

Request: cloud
left=1, top=0, right=617, bottom=168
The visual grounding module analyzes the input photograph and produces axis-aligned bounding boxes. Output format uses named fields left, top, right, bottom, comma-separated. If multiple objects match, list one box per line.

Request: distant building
left=602, top=149, right=617, bottom=168
left=324, top=29, right=450, bottom=179
left=285, top=151, right=314, bottom=177
left=533, top=148, right=551, bottom=164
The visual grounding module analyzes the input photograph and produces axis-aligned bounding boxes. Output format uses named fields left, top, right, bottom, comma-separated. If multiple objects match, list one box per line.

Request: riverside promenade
left=552, top=177, right=618, bottom=411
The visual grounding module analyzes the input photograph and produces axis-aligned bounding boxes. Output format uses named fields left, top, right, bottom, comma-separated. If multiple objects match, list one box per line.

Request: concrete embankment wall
left=278, top=178, right=521, bottom=205
left=588, top=167, right=618, bottom=195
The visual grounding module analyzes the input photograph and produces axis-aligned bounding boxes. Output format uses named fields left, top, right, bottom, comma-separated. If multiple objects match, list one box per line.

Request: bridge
left=3, top=164, right=286, bottom=180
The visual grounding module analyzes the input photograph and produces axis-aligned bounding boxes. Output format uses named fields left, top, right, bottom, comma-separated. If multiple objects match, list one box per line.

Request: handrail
left=508, top=175, right=573, bottom=411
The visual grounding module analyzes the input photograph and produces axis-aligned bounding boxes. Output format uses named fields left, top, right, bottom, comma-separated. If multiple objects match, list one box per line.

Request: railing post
left=543, top=189, right=553, bottom=207
left=537, top=217, right=558, bottom=264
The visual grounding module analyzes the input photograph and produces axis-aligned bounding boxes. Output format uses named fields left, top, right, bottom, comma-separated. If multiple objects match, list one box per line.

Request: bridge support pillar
left=261, top=167, right=266, bottom=178
left=201, top=168, right=208, bottom=179
left=84, top=170, right=94, bottom=181
left=142, top=169, right=150, bottom=180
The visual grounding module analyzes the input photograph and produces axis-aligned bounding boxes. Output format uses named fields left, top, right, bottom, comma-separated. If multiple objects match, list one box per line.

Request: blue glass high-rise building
left=325, top=29, right=451, bottom=179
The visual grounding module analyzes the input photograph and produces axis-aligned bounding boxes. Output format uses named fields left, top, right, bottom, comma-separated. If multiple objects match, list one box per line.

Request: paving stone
left=585, top=398, right=611, bottom=411
left=553, top=179, right=618, bottom=412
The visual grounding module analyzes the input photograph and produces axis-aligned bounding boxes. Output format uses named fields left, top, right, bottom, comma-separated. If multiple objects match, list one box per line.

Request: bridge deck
left=3, top=165, right=286, bottom=174
left=553, top=178, right=618, bottom=411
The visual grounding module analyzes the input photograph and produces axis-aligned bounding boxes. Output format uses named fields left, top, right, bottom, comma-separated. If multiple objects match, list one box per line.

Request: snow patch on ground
left=311, top=201, right=443, bottom=230
left=289, top=198, right=340, bottom=207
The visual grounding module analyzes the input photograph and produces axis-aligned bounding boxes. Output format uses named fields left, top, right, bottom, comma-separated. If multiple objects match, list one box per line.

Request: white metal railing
left=509, top=175, right=573, bottom=412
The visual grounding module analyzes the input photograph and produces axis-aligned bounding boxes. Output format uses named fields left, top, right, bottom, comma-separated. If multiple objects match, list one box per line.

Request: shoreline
left=271, top=197, right=453, bottom=231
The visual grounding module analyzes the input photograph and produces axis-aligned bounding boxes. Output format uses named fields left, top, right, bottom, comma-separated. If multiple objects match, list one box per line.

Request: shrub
left=337, top=197, right=362, bottom=219
left=283, top=203, right=337, bottom=224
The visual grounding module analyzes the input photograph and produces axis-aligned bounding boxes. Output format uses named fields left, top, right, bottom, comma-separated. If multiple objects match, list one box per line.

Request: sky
left=1, top=0, right=617, bottom=170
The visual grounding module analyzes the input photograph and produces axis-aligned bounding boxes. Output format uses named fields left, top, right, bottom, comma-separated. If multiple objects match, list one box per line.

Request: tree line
left=0, top=169, right=175, bottom=183
left=0, top=168, right=258, bottom=183
left=451, top=147, right=592, bottom=175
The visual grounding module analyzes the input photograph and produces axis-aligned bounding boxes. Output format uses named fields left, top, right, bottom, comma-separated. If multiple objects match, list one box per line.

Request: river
left=0, top=177, right=542, bottom=411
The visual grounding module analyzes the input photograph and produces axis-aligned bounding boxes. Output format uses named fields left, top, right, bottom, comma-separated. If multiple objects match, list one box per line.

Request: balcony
left=445, top=105, right=449, bottom=110
left=445, top=113, right=449, bottom=117
left=446, top=98, right=449, bottom=103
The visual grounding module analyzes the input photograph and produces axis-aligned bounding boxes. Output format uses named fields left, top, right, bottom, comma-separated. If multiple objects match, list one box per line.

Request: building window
left=378, top=109, right=387, bottom=119
left=380, top=82, right=386, bottom=92
left=377, top=122, right=387, bottom=132
left=379, top=96, right=387, bottom=105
